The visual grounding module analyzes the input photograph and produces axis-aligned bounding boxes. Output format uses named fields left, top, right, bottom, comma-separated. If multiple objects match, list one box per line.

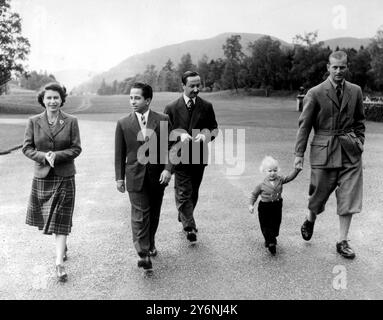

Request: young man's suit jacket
left=164, top=96, right=218, bottom=166
left=295, top=78, right=365, bottom=168
left=115, top=110, right=172, bottom=192
left=22, top=110, right=82, bottom=178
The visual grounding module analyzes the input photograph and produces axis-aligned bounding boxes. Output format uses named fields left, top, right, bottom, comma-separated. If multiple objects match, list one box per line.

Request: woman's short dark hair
left=182, top=71, right=199, bottom=85
left=131, top=82, right=153, bottom=100
left=37, top=82, right=67, bottom=108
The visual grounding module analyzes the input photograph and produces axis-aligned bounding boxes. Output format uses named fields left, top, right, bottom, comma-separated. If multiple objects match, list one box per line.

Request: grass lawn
left=0, top=124, right=25, bottom=154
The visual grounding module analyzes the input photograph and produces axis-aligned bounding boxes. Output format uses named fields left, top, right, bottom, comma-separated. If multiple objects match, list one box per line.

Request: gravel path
left=1, top=116, right=383, bottom=300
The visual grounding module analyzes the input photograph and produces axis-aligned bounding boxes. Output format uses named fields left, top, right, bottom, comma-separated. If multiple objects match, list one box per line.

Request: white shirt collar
left=183, top=94, right=196, bottom=105
left=135, top=109, right=150, bottom=125
left=328, top=76, right=345, bottom=90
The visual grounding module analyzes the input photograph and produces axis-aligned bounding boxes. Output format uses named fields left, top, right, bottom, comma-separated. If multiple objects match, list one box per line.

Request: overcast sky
left=13, top=0, right=383, bottom=73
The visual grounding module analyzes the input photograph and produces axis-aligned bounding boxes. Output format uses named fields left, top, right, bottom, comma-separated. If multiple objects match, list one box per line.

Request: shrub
left=364, top=102, right=383, bottom=122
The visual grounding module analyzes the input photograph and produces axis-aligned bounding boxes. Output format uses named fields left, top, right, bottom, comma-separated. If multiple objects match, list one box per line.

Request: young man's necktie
left=141, top=113, right=146, bottom=126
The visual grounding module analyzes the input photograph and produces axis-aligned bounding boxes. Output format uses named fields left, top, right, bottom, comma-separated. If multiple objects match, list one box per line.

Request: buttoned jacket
left=295, top=78, right=365, bottom=168
left=164, top=96, right=218, bottom=166
left=114, top=110, right=172, bottom=192
left=22, top=110, right=82, bottom=178
left=250, top=170, right=300, bottom=204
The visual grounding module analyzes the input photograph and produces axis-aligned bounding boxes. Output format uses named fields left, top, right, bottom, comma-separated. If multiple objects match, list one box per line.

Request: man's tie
left=187, top=99, right=194, bottom=114
left=141, top=113, right=146, bottom=126
left=336, top=85, right=342, bottom=105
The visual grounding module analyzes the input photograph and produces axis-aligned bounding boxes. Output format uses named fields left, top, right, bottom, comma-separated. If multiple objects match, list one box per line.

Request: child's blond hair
left=259, top=156, right=280, bottom=173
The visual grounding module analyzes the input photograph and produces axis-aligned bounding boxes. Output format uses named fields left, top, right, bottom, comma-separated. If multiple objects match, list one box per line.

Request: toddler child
left=248, top=156, right=301, bottom=255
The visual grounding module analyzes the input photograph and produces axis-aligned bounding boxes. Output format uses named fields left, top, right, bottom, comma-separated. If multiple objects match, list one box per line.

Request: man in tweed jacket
left=294, top=51, right=366, bottom=259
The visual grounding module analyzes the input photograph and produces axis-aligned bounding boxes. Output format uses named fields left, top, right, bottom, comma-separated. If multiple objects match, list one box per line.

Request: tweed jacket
left=22, top=110, right=82, bottom=178
left=114, top=110, right=173, bottom=192
left=164, top=96, right=218, bottom=166
left=295, top=78, right=365, bottom=168
left=249, top=169, right=300, bottom=204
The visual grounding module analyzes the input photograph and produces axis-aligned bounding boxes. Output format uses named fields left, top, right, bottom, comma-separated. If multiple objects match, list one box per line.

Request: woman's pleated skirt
left=26, top=171, right=75, bottom=235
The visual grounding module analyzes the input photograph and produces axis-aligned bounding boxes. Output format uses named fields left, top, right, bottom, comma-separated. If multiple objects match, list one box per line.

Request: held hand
left=180, top=133, right=193, bottom=143
left=294, top=156, right=304, bottom=170
left=194, top=133, right=206, bottom=143
left=248, top=205, right=254, bottom=214
left=159, top=170, right=171, bottom=185
left=116, top=180, right=125, bottom=193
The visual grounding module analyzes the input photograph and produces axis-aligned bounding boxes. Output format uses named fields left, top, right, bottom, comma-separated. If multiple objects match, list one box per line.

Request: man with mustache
left=164, top=71, right=218, bottom=243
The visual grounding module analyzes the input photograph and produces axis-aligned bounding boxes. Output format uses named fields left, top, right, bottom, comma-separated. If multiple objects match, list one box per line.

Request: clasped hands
left=180, top=133, right=206, bottom=143
left=45, top=151, right=56, bottom=167
left=116, top=169, right=172, bottom=193
left=294, top=156, right=304, bottom=170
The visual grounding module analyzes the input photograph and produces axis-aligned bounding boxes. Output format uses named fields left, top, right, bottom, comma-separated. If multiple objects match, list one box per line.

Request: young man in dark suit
left=115, top=82, right=172, bottom=270
left=164, top=71, right=218, bottom=242
left=294, top=51, right=366, bottom=259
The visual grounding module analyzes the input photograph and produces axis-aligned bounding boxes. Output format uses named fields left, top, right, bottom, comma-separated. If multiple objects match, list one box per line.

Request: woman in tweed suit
left=22, top=82, right=82, bottom=282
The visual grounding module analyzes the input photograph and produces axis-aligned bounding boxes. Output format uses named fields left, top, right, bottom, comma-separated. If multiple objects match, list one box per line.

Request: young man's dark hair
left=131, top=82, right=153, bottom=100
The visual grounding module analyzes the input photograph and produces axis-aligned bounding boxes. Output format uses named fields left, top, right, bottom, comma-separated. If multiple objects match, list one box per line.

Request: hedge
left=364, top=102, right=383, bottom=122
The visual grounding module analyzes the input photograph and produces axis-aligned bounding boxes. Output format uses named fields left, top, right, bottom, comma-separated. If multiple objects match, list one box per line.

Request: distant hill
left=75, top=33, right=373, bottom=93
left=322, top=37, right=372, bottom=50
left=75, top=32, right=290, bottom=93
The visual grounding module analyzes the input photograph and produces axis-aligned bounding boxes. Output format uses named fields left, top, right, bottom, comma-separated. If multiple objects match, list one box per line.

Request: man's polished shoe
left=186, top=230, right=197, bottom=242
left=56, top=264, right=67, bottom=282
left=268, top=243, right=276, bottom=255
left=336, top=240, right=356, bottom=259
left=149, top=247, right=158, bottom=257
left=137, top=256, right=152, bottom=270
left=264, top=238, right=277, bottom=248
left=301, top=219, right=315, bottom=241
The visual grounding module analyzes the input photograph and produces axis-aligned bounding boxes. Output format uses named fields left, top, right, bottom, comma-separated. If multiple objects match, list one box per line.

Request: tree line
left=0, top=0, right=30, bottom=94
left=1, top=0, right=383, bottom=97
left=97, top=30, right=383, bottom=96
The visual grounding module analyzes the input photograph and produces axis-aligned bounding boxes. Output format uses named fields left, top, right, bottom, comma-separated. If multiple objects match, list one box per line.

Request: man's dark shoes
left=186, top=229, right=197, bottom=242
left=268, top=243, right=276, bottom=255
left=149, top=247, right=158, bottom=257
left=138, top=256, right=152, bottom=270
left=336, top=240, right=356, bottom=259
left=301, top=219, right=315, bottom=241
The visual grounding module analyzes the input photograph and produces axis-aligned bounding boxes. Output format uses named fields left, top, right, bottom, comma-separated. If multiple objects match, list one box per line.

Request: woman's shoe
left=56, top=264, right=68, bottom=282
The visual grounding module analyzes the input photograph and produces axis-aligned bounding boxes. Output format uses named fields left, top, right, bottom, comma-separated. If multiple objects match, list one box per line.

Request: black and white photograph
left=1, top=0, right=383, bottom=307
